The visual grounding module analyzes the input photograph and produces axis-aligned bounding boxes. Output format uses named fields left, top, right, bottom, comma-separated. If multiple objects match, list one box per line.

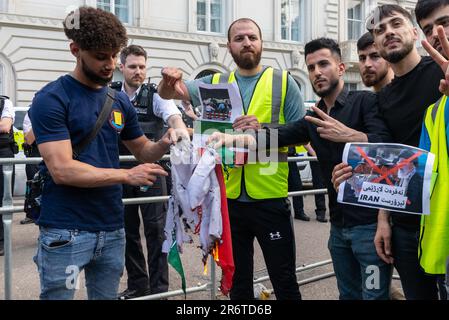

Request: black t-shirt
left=378, top=56, right=444, bottom=229
left=267, top=89, right=392, bottom=228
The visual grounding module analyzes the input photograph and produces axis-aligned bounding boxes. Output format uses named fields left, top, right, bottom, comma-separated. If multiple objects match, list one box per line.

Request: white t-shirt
left=121, top=84, right=180, bottom=123
left=23, top=113, right=32, bottom=135
left=1, top=98, right=15, bottom=121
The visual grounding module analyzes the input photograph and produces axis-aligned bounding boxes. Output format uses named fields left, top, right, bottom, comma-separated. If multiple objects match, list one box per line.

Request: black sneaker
left=0, top=247, right=4, bottom=256
left=20, top=217, right=34, bottom=225
left=294, top=213, right=310, bottom=221
left=118, top=288, right=152, bottom=300
left=316, top=216, right=328, bottom=223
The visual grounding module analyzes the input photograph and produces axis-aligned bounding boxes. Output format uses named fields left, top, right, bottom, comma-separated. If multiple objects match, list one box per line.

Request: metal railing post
left=2, top=164, right=14, bottom=300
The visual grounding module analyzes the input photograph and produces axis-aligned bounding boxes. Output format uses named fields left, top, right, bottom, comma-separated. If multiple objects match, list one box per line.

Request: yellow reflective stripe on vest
left=212, top=67, right=289, bottom=199
left=419, top=95, right=449, bottom=274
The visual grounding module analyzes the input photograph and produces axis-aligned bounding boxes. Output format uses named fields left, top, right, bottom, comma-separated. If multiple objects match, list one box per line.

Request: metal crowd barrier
left=1, top=155, right=334, bottom=300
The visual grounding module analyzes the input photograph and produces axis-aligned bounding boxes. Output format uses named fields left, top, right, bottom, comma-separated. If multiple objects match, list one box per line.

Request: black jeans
left=122, top=176, right=168, bottom=294
left=288, top=161, right=326, bottom=218
left=228, top=198, right=301, bottom=300
left=310, top=160, right=326, bottom=218
left=392, top=225, right=439, bottom=300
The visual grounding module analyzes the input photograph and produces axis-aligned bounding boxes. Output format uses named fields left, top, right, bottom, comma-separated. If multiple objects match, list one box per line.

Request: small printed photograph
left=338, top=143, right=434, bottom=215
left=199, top=87, right=232, bottom=122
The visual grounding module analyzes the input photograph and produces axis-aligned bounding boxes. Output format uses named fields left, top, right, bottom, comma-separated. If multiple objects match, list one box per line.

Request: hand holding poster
left=192, top=82, right=243, bottom=149
left=337, top=143, right=435, bottom=215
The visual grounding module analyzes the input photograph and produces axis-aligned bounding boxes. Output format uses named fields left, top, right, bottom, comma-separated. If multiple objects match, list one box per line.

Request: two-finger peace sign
left=304, top=106, right=335, bottom=128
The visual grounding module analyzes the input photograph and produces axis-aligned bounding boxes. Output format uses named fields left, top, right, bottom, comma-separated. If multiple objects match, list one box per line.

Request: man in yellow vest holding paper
left=158, top=18, right=305, bottom=300
left=417, top=1, right=449, bottom=295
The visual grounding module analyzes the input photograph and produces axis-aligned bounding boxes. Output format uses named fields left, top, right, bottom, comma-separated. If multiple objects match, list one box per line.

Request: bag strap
left=72, top=87, right=116, bottom=158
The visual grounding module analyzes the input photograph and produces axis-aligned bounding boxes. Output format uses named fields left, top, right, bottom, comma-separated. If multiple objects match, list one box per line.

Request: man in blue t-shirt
left=29, top=7, right=184, bottom=300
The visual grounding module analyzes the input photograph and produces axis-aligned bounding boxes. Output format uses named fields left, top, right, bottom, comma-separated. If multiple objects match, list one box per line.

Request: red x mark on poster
left=356, top=147, right=423, bottom=185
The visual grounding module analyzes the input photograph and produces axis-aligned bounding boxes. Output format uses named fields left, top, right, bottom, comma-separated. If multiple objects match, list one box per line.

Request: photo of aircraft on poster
left=337, top=143, right=435, bottom=215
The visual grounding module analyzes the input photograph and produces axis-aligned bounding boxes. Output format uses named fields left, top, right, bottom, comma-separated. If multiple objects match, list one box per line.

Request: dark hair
left=357, top=32, right=375, bottom=51
left=415, top=0, right=449, bottom=28
left=63, top=6, right=128, bottom=51
left=304, top=38, right=341, bottom=60
left=366, top=5, right=414, bottom=33
left=227, top=18, right=262, bottom=42
left=120, top=45, right=147, bottom=64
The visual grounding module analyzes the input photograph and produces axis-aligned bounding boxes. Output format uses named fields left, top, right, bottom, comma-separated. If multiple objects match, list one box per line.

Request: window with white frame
left=281, top=0, right=304, bottom=42
left=347, top=0, right=363, bottom=40
left=344, top=82, right=358, bottom=92
left=197, top=0, right=223, bottom=33
left=97, top=0, right=132, bottom=24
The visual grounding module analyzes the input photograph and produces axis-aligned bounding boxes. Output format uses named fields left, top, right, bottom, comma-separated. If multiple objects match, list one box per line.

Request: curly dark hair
left=63, top=6, right=128, bottom=51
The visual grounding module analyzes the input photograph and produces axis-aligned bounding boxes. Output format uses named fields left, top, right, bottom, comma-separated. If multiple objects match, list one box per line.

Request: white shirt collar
left=121, top=82, right=142, bottom=102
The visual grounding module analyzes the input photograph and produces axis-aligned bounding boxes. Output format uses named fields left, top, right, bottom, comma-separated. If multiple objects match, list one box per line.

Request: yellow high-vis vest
left=211, top=67, right=289, bottom=199
left=295, top=146, right=307, bottom=154
left=419, top=95, right=449, bottom=274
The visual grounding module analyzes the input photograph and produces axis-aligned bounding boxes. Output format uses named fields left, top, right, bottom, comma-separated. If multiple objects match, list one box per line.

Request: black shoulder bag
left=24, top=88, right=116, bottom=222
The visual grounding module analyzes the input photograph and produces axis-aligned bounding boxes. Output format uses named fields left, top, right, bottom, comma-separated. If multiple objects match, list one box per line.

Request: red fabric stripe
left=214, top=164, right=235, bottom=296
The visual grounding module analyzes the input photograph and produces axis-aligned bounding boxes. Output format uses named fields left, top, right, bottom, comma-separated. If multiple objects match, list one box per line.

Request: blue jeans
left=33, top=227, right=125, bottom=300
left=328, top=223, right=392, bottom=300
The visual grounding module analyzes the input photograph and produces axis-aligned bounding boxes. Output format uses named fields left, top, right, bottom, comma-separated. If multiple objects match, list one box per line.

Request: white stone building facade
left=0, top=0, right=419, bottom=107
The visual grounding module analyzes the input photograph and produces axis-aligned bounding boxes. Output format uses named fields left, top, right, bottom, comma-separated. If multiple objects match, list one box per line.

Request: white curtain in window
left=210, top=0, right=222, bottom=33
left=196, top=0, right=222, bottom=33
left=197, top=0, right=207, bottom=31
left=347, top=0, right=363, bottom=40
left=115, top=0, right=130, bottom=24
left=97, top=0, right=111, bottom=12
left=96, top=0, right=130, bottom=24
left=281, top=0, right=302, bottom=42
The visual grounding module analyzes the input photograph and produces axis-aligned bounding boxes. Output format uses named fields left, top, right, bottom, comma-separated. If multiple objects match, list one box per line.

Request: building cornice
left=0, top=12, right=62, bottom=30
left=0, top=13, right=304, bottom=52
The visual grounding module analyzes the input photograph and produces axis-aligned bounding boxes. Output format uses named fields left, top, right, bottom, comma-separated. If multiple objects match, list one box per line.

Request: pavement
left=0, top=194, right=401, bottom=300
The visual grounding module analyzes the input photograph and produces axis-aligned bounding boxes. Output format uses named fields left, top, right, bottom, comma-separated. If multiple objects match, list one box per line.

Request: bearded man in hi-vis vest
left=158, top=18, right=305, bottom=300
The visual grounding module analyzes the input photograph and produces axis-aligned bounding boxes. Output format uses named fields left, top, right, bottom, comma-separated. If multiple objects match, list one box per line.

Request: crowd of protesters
left=1, top=0, right=449, bottom=301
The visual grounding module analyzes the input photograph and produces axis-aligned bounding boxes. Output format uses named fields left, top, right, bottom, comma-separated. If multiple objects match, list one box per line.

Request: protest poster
left=337, top=143, right=434, bottom=215
left=193, top=82, right=243, bottom=149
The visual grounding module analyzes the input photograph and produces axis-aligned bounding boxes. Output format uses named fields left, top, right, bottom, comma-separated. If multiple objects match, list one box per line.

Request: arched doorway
left=195, top=69, right=217, bottom=79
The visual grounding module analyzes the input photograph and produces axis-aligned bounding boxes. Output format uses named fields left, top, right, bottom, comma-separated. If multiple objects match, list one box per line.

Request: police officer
left=112, top=45, right=188, bottom=299
left=20, top=111, right=40, bottom=224
left=0, top=95, right=15, bottom=256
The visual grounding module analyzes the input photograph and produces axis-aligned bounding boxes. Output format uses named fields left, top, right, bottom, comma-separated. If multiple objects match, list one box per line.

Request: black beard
left=231, top=50, right=262, bottom=70
left=312, top=77, right=340, bottom=98
left=81, top=58, right=112, bottom=86
left=381, top=41, right=414, bottom=64
left=363, top=70, right=388, bottom=87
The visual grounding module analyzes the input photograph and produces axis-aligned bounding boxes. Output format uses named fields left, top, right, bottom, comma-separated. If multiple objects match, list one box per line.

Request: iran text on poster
left=337, top=143, right=435, bottom=215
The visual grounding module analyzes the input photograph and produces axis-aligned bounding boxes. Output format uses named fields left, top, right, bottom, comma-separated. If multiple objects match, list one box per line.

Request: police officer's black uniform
left=0, top=95, right=16, bottom=256
left=23, top=111, right=41, bottom=180
left=111, top=82, right=169, bottom=298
